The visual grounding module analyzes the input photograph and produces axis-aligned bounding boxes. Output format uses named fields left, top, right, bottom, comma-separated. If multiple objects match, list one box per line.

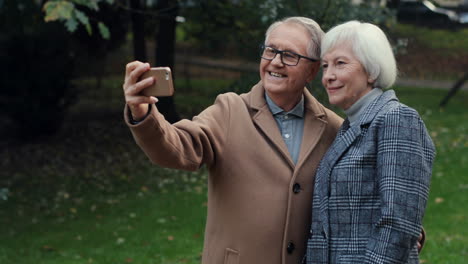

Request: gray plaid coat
left=306, top=90, right=435, bottom=264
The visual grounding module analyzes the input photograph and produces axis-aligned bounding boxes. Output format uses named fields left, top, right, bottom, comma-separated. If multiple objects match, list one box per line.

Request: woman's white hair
left=265, top=17, right=324, bottom=60
left=321, top=21, right=397, bottom=88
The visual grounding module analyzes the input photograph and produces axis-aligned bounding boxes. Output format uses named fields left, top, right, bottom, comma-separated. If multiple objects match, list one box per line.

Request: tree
left=440, top=72, right=468, bottom=107
left=153, top=0, right=180, bottom=123
left=0, top=0, right=77, bottom=139
left=43, top=0, right=182, bottom=122
left=129, top=0, right=147, bottom=61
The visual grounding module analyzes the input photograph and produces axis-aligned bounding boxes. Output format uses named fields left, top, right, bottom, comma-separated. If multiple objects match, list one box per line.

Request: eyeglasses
left=260, top=45, right=318, bottom=66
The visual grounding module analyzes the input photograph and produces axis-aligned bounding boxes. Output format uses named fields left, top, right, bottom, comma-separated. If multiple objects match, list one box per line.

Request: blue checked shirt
left=265, top=93, right=305, bottom=165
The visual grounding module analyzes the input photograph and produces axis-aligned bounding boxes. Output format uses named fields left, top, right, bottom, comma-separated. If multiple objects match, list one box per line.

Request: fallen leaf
left=168, top=235, right=174, bottom=241
left=435, top=197, right=444, bottom=204
left=41, top=245, right=56, bottom=252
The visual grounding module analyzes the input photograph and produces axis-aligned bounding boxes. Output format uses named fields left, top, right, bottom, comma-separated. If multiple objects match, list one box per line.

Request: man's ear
left=306, top=61, right=320, bottom=83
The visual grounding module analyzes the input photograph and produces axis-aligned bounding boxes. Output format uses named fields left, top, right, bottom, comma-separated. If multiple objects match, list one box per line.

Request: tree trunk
left=440, top=72, right=468, bottom=107
left=154, top=0, right=180, bottom=123
left=129, top=0, right=147, bottom=61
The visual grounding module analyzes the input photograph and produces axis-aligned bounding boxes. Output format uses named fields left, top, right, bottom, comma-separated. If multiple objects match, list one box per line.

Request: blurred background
left=0, top=0, right=467, bottom=263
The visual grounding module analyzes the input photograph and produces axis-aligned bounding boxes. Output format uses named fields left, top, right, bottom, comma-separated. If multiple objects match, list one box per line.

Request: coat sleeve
left=364, top=105, right=435, bottom=263
left=124, top=93, right=232, bottom=171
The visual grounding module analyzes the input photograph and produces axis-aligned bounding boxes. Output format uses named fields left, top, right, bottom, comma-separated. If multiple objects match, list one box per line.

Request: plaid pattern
left=306, top=90, right=435, bottom=264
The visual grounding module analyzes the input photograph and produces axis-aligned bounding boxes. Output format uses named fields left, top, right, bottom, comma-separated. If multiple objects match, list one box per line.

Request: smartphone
left=139, top=67, right=174, bottom=97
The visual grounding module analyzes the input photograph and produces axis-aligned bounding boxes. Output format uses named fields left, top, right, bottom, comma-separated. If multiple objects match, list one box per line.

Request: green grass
left=392, top=24, right=468, bottom=55
left=0, top=78, right=466, bottom=263
left=0, top=186, right=207, bottom=264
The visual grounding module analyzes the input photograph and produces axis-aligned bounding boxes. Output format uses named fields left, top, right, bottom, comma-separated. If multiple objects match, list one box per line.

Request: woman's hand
left=123, top=61, right=158, bottom=121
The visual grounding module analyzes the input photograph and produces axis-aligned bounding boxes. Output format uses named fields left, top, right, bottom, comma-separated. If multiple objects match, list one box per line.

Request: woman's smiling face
left=321, top=44, right=373, bottom=110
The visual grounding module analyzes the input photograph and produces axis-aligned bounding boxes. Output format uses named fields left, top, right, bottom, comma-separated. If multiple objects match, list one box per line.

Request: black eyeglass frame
left=260, top=44, right=318, bottom=66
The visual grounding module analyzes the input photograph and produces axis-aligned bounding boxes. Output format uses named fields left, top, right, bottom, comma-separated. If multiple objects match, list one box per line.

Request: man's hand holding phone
left=123, top=61, right=174, bottom=121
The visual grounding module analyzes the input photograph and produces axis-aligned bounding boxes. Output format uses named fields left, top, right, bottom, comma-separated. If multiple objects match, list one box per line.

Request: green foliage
left=178, top=0, right=396, bottom=61
left=43, top=0, right=113, bottom=39
left=178, top=0, right=267, bottom=60
left=304, top=0, right=396, bottom=31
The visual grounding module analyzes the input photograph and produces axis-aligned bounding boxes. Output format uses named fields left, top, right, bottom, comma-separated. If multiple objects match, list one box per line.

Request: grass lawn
left=0, top=77, right=466, bottom=263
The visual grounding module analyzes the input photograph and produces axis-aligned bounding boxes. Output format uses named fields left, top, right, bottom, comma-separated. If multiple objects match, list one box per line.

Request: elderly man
left=123, top=16, right=342, bottom=264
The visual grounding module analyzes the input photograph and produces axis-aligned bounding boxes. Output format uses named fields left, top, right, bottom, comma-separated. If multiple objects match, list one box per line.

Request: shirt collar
left=265, top=92, right=305, bottom=118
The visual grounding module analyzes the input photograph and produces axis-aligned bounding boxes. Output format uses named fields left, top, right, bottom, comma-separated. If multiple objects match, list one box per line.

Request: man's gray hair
left=321, top=20, right=397, bottom=89
left=265, top=17, right=324, bottom=60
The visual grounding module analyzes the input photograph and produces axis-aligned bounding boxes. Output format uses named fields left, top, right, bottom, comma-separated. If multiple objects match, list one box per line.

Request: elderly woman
left=306, top=21, right=435, bottom=263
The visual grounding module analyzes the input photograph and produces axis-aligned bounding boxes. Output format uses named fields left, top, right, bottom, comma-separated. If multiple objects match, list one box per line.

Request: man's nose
left=271, top=52, right=284, bottom=66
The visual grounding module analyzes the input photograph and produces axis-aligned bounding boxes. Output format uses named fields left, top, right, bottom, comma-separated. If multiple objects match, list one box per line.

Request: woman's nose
left=323, top=68, right=336, bottom=82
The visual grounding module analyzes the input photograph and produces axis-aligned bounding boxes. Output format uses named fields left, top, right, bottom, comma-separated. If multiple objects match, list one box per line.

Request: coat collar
left=352, top=89, right=398, bottom=128
left=244, top=81, right=329, bottom=170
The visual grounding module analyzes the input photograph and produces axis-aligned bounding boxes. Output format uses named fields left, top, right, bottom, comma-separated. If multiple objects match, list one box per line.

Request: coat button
left=287, top=241, right=295, bottom=254
left=293, top=183, right=301, bottom=194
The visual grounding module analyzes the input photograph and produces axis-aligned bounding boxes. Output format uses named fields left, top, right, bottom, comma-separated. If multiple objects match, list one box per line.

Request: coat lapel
left=295, top=89, right=328, bottom=169
left=316, top=120, right=361, bottom=238
left=249, top=82, right=295, bottom=169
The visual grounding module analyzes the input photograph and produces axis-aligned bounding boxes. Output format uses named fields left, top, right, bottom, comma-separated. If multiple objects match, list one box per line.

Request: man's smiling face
left=260, top=23, right=318, bottom=102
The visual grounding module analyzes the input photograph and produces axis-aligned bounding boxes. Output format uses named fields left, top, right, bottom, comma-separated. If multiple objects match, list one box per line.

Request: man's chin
left=264, top=83, right=285, bottom=93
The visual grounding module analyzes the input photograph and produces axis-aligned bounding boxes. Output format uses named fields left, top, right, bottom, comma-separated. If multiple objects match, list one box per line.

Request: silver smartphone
left=139, top=67, right=174, bottom=97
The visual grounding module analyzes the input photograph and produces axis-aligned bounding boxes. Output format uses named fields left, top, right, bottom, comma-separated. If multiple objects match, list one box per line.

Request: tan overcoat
left=125, top=81, right=343, bottom=264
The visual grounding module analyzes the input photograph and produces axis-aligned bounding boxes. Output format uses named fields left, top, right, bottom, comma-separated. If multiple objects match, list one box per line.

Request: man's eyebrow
left=271, top=45, right=300, bottom=54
